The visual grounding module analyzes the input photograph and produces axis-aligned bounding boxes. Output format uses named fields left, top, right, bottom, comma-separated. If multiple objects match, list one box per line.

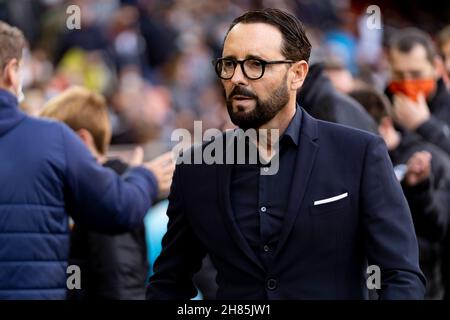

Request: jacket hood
left=298, top=63, right=333, bottom=105
left=0, top=88, right=26, bottom=137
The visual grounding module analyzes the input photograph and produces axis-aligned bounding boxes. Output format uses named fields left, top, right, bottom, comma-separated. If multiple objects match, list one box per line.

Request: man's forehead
left=223, top=22, right=283, bottom=58
left=390, top=45, right=430, bottom=63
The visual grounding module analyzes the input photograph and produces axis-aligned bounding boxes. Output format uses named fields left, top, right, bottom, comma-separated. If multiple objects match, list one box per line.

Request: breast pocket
left=309, top=192, right=350, bottom=216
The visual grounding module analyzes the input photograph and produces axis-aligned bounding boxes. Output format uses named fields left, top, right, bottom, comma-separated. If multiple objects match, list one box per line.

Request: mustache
left=227, top=86, right=258, bottom=100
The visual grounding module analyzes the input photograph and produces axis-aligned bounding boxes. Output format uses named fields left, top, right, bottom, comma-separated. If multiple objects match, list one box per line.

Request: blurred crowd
left=1, top=0, right=450, bottom=300
left=2, top=0, right=446, bottom=149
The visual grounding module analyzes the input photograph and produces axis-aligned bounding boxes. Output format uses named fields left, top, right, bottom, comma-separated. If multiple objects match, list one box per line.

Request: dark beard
left=225, top=75, right=289, bottom=130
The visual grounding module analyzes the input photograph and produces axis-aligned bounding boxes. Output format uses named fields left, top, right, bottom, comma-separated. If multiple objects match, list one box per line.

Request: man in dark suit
left=146, top=8, right=426, bottom=300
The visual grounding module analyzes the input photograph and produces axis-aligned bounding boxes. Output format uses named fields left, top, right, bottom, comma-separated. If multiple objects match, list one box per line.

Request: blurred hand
left=143, top=151, right=175, bottom=199
left=404, top=151, right=432, bottom=187
left=129, top=146, right=144, bottom=166
left=393, top=93, right=430, bottom=131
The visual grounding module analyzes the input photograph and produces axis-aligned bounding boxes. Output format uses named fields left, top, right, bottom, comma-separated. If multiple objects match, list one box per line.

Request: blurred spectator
left=109, top=5, right=147, bottom=71
left=386, top=28, right=450, bottom=155
left=57, top=48, right=113, bottom=93
left=297, top=63, right=378, bottom=133
left=41, top=86, right=151, bottom=299
left=110, top=66, right=171, bottom=145
left=437, top=25, right=450, bottom=88
left=53, top=0, right=111, bottom=65
left=138, top=1, right=177, bottom=73
left=323, top=59, right=355, bottom=94
left=0, top=21, right=173, bottom=299
left=350, top=86, right=450, bottom=299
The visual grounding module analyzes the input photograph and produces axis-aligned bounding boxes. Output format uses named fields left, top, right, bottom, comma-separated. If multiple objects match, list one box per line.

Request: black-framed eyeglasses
left=212, top=58, right=296, bottom=80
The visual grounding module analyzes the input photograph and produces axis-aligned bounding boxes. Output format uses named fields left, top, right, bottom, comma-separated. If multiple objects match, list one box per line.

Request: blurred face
left=324, top=68, right=354, bottom=93
left=221, top=23, right=292, bottom=130
left=388, top=45, right=438, bottom=101
left=389, top=45, right=436, bottom=81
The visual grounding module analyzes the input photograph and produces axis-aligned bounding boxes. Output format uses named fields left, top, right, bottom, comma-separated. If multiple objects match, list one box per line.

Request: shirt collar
left=281, top=105, right=301, bottom=147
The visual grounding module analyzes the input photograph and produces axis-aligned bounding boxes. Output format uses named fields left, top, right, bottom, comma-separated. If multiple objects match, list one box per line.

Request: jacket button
left=267, top=278, right=277, bottom=290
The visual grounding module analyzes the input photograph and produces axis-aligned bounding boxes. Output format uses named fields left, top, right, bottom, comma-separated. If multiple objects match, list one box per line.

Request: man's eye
left=223, top=60, right=235, bottom=68
left=248, top=60, right=262, bottom=68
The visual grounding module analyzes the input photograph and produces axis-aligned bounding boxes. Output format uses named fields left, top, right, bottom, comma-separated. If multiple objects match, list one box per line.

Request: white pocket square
left=314, top=192, right=348, bottom=206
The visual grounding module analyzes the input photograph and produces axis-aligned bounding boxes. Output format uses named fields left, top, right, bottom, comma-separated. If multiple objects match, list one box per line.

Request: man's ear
left=2, top=58, right=19, bottom=89
left=76, top=128, right=103, bottom=160
left=290, top=60, right=309, bottom=91
left=76, top=128, right=94, bottom=147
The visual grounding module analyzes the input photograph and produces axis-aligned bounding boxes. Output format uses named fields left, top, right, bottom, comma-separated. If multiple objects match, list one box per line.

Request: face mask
left=388, top=79, right=436, bottom=102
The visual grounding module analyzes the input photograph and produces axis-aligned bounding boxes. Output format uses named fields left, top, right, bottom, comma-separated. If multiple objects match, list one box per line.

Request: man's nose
left=230, top=63, right=248, bottom=86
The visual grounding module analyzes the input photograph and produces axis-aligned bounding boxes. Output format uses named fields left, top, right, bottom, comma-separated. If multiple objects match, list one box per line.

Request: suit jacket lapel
left=216, top=131, right=265, bottom=272
left=273, top=109, right=319, bottom=261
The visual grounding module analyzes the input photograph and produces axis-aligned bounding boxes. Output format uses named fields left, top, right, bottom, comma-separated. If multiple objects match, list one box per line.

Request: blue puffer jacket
left=0, top=89, right=158, bottom=299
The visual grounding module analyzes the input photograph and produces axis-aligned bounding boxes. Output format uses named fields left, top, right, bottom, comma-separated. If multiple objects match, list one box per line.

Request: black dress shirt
left=230, top=107, right=301, bottom=268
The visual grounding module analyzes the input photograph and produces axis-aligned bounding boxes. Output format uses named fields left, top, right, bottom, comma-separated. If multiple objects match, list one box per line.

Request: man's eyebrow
left=245, top=54, right=265, bottom=60
left=221, top=54, right=267, bottom=60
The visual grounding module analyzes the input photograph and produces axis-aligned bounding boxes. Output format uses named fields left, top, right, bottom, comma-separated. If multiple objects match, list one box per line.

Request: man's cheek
left=222, top=85, right=231, bottom=100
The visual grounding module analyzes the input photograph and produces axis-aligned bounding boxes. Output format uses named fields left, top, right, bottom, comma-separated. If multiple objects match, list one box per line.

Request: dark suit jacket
left=146, top=108, right=426, bottom=300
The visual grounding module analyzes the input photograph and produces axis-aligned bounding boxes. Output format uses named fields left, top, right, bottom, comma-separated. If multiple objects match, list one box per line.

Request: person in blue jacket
left=0, top=21, right=174, bottom=299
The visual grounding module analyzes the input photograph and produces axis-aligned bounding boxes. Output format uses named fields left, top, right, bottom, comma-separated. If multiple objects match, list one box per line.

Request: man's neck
left=0, top=85, right=16, bottom=97
left=258, top=100, right=297, bottom=145
left=251, top=100, right=297, bottom=161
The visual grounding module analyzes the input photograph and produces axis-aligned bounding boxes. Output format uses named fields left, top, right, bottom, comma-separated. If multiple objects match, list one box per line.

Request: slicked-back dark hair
left=225, top=8, right=311, bottom=62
